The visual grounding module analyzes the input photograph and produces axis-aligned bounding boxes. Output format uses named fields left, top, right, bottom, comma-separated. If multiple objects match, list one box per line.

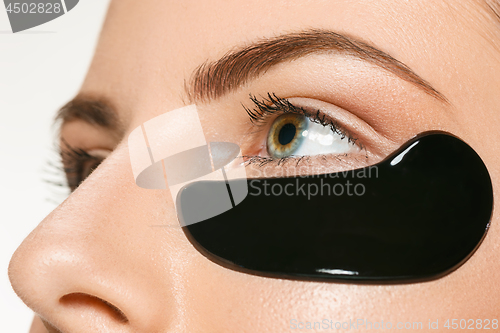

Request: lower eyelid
left=244, top=151, right=377, bottom=178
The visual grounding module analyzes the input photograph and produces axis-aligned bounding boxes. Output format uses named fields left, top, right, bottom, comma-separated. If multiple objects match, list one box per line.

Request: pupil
left=278, top=123, right=297, bottom=146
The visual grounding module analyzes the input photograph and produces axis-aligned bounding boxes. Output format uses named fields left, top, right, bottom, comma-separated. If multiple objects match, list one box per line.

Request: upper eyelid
left=60, top=139, right=94, bottom=162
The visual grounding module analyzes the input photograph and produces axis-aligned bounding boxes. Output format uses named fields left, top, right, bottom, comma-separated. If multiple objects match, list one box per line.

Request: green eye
left=267, top=113, right=308, bottom=158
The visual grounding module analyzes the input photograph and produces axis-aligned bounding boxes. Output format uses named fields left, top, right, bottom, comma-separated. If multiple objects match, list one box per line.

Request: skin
left=9, top=0, right=500, bottom=332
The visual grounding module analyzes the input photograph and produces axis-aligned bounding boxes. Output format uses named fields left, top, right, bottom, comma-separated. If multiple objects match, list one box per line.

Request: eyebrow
left=56, top=95, right=121, bottom=132
left=186, top=29, right=448, bottom=103
left=58, top=29, right=448, bottom=128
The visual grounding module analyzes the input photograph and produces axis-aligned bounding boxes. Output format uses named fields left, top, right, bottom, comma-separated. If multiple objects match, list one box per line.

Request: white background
left=0, top=1, right=111, bottom=331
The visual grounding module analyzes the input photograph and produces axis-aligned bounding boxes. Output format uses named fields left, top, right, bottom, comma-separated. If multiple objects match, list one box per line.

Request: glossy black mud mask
left=178, top=133, right=493, bottom=283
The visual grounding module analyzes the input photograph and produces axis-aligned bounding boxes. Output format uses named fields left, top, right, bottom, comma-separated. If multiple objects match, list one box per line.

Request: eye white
left=293, top=119, right=359, bottom=156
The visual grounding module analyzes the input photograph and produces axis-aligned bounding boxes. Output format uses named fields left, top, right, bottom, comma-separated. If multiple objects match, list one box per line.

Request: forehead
left=81, top=0, right=498, bottom=125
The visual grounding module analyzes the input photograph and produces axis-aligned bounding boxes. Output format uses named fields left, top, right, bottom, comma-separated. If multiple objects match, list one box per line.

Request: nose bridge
left=9, top=142, right=186, bottom=332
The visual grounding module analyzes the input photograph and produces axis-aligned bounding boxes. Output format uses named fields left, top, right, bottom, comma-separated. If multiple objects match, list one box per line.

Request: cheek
left=181, top=266, right=499, bottom=332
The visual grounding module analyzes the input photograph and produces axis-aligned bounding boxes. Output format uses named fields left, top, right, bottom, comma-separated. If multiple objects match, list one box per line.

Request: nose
left=8, top=144, right=181, bottom=333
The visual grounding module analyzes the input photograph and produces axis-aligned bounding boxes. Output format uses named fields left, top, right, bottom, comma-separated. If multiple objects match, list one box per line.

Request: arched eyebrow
left=186, top=29, right=448, bottom=104
left=57, top=29, right=449, bottom=130
left=55, top=95, right=122, bottom=134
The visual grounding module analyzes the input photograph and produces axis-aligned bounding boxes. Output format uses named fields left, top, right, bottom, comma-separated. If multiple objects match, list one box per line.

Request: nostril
left=59, top=293, right=129, bottom=323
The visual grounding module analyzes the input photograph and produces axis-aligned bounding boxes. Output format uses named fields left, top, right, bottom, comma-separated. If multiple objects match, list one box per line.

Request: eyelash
left=242, top=93, right=360, bottom=166
left=45, top=139, right=104, bottom=193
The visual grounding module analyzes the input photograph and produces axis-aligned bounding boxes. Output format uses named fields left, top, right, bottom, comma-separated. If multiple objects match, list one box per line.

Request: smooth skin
left=9, top=0, right=500, bottom=332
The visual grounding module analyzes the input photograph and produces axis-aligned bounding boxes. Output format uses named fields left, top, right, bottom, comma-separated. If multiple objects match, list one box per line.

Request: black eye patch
left=178, top=132, right=493, bottom=283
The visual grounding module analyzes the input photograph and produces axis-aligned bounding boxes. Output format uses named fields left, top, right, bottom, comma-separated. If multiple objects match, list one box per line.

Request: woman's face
left=9, top=0, right=500, bottom=332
